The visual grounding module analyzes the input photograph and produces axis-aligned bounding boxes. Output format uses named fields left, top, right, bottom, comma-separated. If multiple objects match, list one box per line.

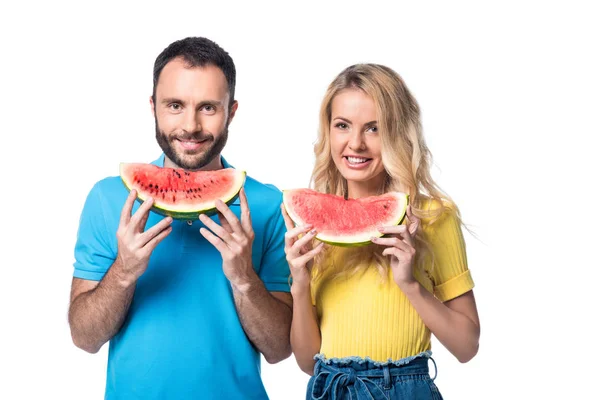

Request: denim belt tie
left=310, top=368, right=389, bottom=400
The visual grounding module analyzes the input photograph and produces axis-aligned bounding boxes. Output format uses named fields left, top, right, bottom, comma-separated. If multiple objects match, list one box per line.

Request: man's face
left=151, top=58, right=237, bottom=170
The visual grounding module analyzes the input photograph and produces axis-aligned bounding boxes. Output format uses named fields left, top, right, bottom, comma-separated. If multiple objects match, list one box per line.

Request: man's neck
left=163, top=155, right=223, bottom=171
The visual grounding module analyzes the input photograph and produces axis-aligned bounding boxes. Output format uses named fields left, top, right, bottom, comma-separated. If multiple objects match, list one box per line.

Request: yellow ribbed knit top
left=310, top=205, right=474, bottom=362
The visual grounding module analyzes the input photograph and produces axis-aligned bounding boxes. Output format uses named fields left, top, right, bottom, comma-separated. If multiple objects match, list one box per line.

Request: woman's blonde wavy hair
left=310, top=63, right=462, bottom=283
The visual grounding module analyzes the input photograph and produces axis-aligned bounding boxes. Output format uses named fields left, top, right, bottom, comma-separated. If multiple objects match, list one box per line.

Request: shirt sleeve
left=257, top=194, right=291, bottom=293
left=424, top=207, right=475, bottom=302
left=72, top=182, right=116, bottom=281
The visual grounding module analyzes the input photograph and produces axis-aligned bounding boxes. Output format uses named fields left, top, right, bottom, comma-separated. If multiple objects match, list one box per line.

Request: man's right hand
left=115, top=189, right=173, bottom=286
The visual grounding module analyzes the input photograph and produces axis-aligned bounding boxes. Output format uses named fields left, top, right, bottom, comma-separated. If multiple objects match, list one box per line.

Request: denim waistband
left=314, top=350, right=433, bottom=368
left=315, top=352, right=433, bottom=378
left=309, top=351, right=437, bottom=400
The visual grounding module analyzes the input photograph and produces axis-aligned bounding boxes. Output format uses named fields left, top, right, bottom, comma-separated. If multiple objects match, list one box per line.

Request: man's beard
left=154, top=119, right=229, bottom=170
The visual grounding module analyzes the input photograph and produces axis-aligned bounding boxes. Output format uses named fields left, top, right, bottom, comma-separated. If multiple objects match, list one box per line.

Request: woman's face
left=329, top=89, right=386, bottom=197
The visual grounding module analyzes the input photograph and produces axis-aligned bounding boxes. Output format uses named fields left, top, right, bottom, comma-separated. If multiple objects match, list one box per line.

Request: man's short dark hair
left=152, top=37, right=236, bottom=106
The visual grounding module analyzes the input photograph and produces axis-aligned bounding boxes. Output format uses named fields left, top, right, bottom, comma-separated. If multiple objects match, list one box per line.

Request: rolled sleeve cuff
left=73, top=264, right=106, bottom=281
left=434, top=270, right=475, bottom=302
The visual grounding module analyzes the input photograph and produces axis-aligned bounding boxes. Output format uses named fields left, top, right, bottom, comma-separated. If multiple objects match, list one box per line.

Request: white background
left=1, top=0, right=598, bottom=399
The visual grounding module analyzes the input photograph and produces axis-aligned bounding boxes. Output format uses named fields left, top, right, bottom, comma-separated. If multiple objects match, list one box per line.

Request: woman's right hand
left=281, top=204, right=325, bottom=290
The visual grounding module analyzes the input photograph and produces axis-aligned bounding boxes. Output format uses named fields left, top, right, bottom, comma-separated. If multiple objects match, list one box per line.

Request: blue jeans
left=306, top=352, right=443, bottom=399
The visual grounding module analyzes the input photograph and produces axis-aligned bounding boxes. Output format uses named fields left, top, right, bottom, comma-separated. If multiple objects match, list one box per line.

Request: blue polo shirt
left=73, top=154, right=290, bottom=399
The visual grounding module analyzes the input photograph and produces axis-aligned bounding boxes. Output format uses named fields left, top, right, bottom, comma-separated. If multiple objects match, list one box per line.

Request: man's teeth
left=347, top=157, right=368, bottom=164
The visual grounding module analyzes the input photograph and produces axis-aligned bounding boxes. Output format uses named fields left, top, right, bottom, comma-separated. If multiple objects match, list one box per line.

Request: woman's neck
left=346, top=177, right=385, bottom=199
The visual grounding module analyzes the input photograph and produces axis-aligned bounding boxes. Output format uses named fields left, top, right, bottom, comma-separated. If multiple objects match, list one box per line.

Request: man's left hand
left=199, top=188, right=256, bottom=292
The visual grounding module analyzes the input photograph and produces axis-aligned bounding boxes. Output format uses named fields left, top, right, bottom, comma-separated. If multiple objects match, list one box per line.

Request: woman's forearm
left=290, top=284, right=322, bottom=375
left=402, top=282, right=480, bottom=363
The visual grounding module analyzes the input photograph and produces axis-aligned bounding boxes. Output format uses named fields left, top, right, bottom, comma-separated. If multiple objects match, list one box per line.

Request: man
left=68, top=36, right=293, bottom=399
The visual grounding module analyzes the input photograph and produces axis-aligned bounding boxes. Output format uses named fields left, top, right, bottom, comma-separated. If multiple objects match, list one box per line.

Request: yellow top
left=311, top=205, right=474, bottom=362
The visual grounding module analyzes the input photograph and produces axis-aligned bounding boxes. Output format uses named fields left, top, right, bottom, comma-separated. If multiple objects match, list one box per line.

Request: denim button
left=187, top=220, right=193, bottom=226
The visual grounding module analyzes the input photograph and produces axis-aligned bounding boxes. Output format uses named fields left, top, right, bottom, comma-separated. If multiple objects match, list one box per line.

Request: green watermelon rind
left=283, top=190, right=409, bottom=247
left=119, top=163, right=247, bottom=220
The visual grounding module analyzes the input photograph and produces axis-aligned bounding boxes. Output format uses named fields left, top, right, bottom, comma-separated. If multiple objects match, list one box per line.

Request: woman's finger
left=406, top=205, right=421, bottom=236
left=382, top=246, right=414, bottom=261
left=294, top=242, right=325, bottom=268
left=284, top=224, right=313, bottom=249
left=371, top=236, right=412, bottom=253
left=281, top=204, right=296, bottom=231
left=378, top=224, right=414, bottom=247
left=291, top=229, right=318, bottom=255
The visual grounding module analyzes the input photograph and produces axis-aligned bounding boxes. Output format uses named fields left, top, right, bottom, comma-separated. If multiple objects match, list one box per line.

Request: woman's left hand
left=371, top=205, right=421, bottom=290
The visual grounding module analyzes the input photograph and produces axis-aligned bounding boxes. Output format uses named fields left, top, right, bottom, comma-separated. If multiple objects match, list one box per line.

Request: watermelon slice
left=282, top=189, right=409, bottom=246
left=119, top=163, right=246, bottom=219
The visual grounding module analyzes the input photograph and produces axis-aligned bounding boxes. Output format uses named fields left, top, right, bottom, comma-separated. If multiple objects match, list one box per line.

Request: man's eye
left=169, top=103, right=181, bottom=111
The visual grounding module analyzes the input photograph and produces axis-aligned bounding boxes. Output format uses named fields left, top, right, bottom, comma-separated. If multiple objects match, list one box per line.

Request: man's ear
left=149, top=96, right=155, bottom=117
left=228, top=100, right=239, bottom=123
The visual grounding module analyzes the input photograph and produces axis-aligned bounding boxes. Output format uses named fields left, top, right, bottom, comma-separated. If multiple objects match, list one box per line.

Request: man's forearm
left=232, top=274, right=292, bottom=364
left=68, top=260, right=136, bottom=353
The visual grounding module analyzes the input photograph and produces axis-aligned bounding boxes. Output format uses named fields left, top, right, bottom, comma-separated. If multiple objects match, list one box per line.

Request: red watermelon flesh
left=283, top=189, right=408, bottom=246
left=120, top=163, right=246, bottom=219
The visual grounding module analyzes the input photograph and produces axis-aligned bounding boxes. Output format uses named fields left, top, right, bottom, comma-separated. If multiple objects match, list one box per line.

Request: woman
left=282, top=64, right=480, bottom=399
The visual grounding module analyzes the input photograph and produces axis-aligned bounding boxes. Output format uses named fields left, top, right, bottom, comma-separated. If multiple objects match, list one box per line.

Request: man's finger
left=217, top=212, right=233, bottom=234
left=215, top=199, right=244, bottom=236
left=239, top=188, right=253, bottom=235
left=143, top=225, right=173, bottom=253
left=138, top=207, right=152, bottom=234
left=120, top=190, right=138, bottom=227
left=139, top=216, right=173, bottom=247
left=200, top=227, right=230, bottom=254
left=199, top=214, right=234, bottom=245
left=130, top=197, right=155, bottom=232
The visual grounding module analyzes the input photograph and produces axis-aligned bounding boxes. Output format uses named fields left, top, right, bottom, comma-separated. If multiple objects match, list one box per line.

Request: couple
left=68, top=36, right=480, bottom=400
